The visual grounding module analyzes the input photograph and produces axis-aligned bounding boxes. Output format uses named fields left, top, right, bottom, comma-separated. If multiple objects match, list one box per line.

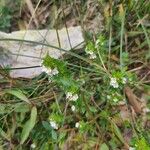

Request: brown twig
left=25, top=0, right=39, bottom=27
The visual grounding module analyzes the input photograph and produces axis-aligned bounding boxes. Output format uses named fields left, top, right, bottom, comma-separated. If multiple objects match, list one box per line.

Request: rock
left=0, top=26, right=84, bottom=78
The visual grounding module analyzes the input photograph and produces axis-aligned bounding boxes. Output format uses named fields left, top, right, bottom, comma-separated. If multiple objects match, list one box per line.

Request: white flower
left=75, top=122, right=80, bottom=128
left=46, top=69, right=52, bottom=75
left=48, top=68, right=59, bottom=76
left=41, top=60, right=59, bottom=76
left=42, top=65, right=49, bottom=73
left=107, top=95, right=111, bottom=99
left=66, top=92, right=78, bottom=101
left=110, top=78, right=119, bottom=88
left=66, top=92, right=73, bottom=99
left=89, top=53, right=96, bottom=59
left=122, top=77, right=127, bottom=84
left=50, top=120, right=58, bottom=130
left=96, top=39, right=100, bottom=45
left=31, top=143, right=36, bottom=149
left=52, top=68, right=59, bottom=75
left=85, top=48, right=96, bottom=59
left=82, top=80, right=85, bottom=84
left=86, top=50, right=94, bottom=55
left=95, top=39, right=100, bottom=48
left=71, top=105, right=76, bottom=111
left=71, top=94, right=78, bottom=101
left=41, top=65, right=59, bottom=76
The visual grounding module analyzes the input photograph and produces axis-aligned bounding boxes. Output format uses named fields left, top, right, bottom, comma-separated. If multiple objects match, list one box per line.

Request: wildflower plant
left=1, top=37, right=145, bottom=150
left=41, top=54, right=79, bottom=92
left=85, top=41, right=97, bottom=59
left=1, top=1, right=150, bottom=149
left=36, top=36, right=140, bottom=150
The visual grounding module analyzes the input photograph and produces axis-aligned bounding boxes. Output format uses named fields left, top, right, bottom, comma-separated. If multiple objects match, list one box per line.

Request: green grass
left=0, top=0, right=150, bottom=149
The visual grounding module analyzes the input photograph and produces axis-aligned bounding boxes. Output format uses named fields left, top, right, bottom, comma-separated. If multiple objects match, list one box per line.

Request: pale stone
left=0, top=26, right=84, bottom=78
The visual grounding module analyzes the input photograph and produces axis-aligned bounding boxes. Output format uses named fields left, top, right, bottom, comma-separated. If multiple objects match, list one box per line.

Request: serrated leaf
left=20, top=107, right=37, bottom=144
left=58, top=132, right=66, bottom=141
left=42, top=121, right=51, bottom=131
left=100, top=143, right=109, bottom=150
left=5, top=89, right=31, bottom=104
left=51, top=130, right=57, bottom=140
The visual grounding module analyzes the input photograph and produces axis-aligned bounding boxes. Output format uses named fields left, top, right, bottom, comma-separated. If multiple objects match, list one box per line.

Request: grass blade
left=21, top=106, right=37, bottom=144
left=5, top=89, right=31, bottom=104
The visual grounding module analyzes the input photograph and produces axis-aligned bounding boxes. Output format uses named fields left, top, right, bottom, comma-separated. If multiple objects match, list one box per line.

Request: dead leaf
left=119, top=104, right=131, bottom=121
left=124, top=86, right=142, bottom=114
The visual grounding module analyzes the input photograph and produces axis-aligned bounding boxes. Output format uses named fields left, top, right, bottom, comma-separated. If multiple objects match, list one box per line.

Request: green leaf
left=20, top=107, right=37, bottom=144
left=100, top=143, right=109, bottom=150
left=136, top=137, right=150, bottom=150
left=14, top=104, right=30, bottom=113
left=0, top=105, right=5, bottom=114
left=51, top=130, right=57, bottom=140
left=58, top=132, right=66, bottom=142
left=5, top=89, right=31, bottom=104
left=112, top=122, right=124, bottom=144
left=42, top=121, right=51, bottom=131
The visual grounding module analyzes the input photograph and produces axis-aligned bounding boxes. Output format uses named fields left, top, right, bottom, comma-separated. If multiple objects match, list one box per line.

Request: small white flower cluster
left=31, top=143, right=36, bottom=149
left=85, top=48, right=96, bottom=59
left=87, top=51, right=96, bottom=59
left=107, top=95, right=111, bottom=100
left=66, top=92, right=78, bottom=112
left=107, top=92, right=124, bottom=103
left=50, top=119, right=58, bottom=130
left=107, top=95, right=119, bottom=103
left=89, top=53, right=97, bottom=59
left=107, top=95, right=118, bottom=102
left=75, top=122, right=80, bottom=128
left=95, top=39, right=104, bottom=49
left=42, top=66, right=59, bottom=76
left=66, top=92, right=78, bottom=101
left=122, top=77, right=127, bottom=84
left=95, top=39, right=100, bottom=49
left=110, top=77, right=119, bottom=88
left=71, top=105, right=76, bottom=112
left=41, top=61, right=59, bottom=76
